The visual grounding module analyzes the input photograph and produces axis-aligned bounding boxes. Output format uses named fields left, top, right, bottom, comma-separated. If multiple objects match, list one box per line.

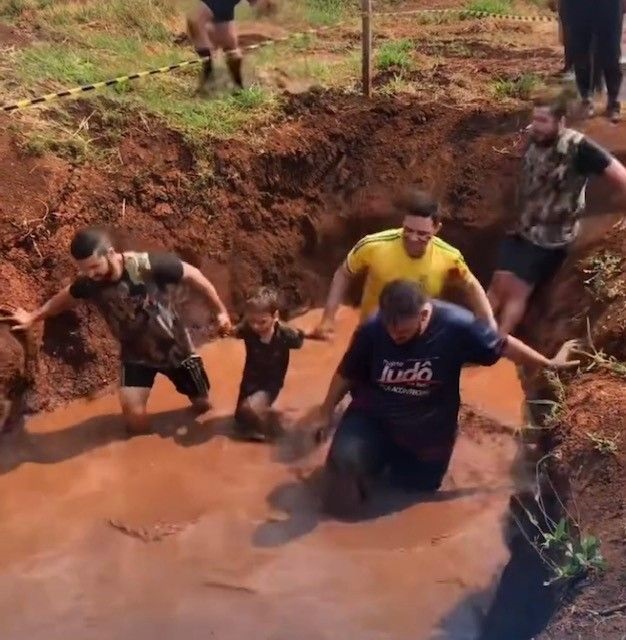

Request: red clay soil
left=0, top=91, right=526, bottom=421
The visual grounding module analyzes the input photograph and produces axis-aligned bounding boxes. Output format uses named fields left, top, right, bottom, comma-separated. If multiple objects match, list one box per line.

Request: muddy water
left=0, top=308, right=522, bottom=640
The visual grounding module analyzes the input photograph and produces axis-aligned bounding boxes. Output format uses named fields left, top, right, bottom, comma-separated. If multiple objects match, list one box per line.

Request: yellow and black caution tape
left=1, top=7, right=556, bottom=113
left=1, top=25, right=331, bottom=113
left=371, top=7, right=557, bottom=22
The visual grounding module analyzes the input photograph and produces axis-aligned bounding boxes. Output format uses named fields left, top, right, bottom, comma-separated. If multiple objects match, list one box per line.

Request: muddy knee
left=328, top=436, right=372, bottom=478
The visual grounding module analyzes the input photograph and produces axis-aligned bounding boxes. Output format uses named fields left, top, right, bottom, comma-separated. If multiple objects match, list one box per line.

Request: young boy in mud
left=311, top=187, right=497, bottom=338
left=2, top=228, right=232, bottom=434
left=187, top=0, right=276, bottom=93
left=487, top=94, right=626, bottom=336
left=232, top=287, right=304, bottom=441
left=313, top=279, right=580, bottom=516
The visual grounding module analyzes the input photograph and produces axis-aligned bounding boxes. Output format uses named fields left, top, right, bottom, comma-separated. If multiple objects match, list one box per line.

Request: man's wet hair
left=533, top=93, right=567, bottom=121
left=245, top=286, right=280, bottom=315
left=392, top=187, right=440, bottom=222
left=379, top=279, right=427, bottom=325
left=70, top=228, right=112, bottom=260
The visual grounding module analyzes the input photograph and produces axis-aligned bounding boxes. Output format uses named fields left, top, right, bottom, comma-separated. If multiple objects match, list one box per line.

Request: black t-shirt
left=235, top=321, right=304, bottom=398
left=574, top=137, right=612, bottom=176
left=70, top=252, right=193, bottom=368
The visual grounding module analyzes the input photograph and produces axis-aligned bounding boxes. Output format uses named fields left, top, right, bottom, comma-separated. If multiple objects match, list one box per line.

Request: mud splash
left=0, top=307, right=522, bottom=640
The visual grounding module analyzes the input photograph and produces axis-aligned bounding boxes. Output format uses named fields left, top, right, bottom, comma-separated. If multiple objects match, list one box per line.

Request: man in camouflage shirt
left=4, top=228, right=232, bottom=433
left=488, top=95, right=626, bottom=335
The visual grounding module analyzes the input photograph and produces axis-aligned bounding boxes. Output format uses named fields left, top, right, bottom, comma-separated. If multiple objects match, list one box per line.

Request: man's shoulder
left=431, top=237, right=463, bottom=260
left=352, top=228, right=403, bottom=253
left=432, top=299, right=474, bottom=326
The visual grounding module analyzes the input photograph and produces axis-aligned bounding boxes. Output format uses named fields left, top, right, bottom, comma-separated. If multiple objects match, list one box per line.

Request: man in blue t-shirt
left=315, top=279, right=580, bottom=515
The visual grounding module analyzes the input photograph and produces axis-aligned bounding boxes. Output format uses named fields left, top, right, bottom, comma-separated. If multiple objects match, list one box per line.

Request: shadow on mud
left=0, top=408, right=235, bottom=475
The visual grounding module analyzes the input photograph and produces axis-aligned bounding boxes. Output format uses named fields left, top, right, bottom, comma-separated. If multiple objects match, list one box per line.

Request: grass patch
left=465, top=0, right=514, bottom=15
left=376, top=39, right=414, bottom=71
left=582, top=250, right=624, bottom=300
left=378, top=73, right=418, bottom=96
left=586, top=431, right=620, bottom=456
left=492, top=73, right=542, bottom=99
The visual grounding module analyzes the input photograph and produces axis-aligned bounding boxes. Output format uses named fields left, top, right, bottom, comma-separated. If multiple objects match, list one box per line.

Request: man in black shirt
left=488, top=95, right=626, bottom=335
left=232, top=287, right=304, bottom=441
left=4, top=228, right=232, bottom=433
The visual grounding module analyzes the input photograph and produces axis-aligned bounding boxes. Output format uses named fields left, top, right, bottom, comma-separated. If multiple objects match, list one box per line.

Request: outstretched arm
left=503, top=337, right=580, bottom=370
left=311, top=262, right=356, bottom=339
left=1, top=285, right=76, bottom=331
left=181, top=263, right=231, bottom=332
left=461, top=273, right=497, bottom=329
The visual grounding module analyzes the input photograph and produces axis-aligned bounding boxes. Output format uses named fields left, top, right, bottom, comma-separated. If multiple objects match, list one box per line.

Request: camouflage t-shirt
left=518, top=129, right=611, bottom=248
left=69, top=251, right=195, bottom=368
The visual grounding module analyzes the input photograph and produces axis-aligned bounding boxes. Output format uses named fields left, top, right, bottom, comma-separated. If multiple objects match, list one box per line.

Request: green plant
left=582, top=250, right=623, bottom=300
left=464, top=0, right=513, bottom=15
left=586, top=431, right=620, bottom=455
left=512, top=455, right=607, bottom=586
left=376, top=39, right=414, bottom=71
left=492, top=73, right=541, bottom=100
left=577, top=318, right=626, bottom=378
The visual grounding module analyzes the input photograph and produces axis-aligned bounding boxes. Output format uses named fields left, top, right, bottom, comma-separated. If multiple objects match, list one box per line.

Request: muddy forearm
left=182, top=264, right=228, bottom=316
left=33, top=286, right=75, bottom=322
left=503, top=335, right=552, bottom=368
left=320, top=372, right=351, bottom=415
left=464, top=276, right=497, bottom=328
left=321, top=264, right=352, bottom=324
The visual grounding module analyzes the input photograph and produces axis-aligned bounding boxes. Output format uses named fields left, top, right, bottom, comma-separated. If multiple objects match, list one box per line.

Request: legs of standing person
left=488, top=271, right=533, bottom=336
left=596, top=0, right=624, bottom=120
left=568, top=1, right=595, bottom=115
left=213, top=21, right=244, bottom=89
left=558, top=0, right=573, bottom=74
left=187, top=1, right=215, bottom=93
left=324, top=408, right=389, bottom=516
left=119, top=363, right=157, bottom=434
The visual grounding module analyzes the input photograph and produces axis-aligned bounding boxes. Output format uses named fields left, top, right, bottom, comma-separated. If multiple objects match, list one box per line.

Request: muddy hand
left=550, top=339, right=582, bottom=370
left=0, top=306, right=35, bottom=332
left=216, top=311, right=232, bottom=336
left=308, top=321, right=334, bottom=342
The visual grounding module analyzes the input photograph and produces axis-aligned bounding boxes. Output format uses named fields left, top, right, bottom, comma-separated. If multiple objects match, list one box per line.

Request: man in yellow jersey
left=311, top=188, right=496, bottom=339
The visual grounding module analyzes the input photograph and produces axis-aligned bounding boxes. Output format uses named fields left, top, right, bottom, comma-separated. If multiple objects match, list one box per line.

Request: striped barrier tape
left=370, top=8, right=557, bottom=22
left=1, top=8, right=556, bottom=113
left=1, top=25, right=333, bottom=113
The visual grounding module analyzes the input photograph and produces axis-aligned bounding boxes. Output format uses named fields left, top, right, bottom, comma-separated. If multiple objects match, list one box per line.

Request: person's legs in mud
left=119, top=386, right=152, bottom=435
left=488, top=271, right=533, bottom=337
left=387, top=440, right=454, bottom=493
left=186, top=1, right=216, bottom=93
left=323, top=408, right=390, bottom=517
left=595, top=0, right=624, bottom=122
left=235, top=390, right=284, bottom=442
left=165, top=354, right=212, bottom=416
left=557, top=0, right=574, bottom=75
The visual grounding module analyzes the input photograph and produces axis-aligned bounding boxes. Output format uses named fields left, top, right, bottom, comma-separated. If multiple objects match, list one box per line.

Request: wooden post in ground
left=361, top=0, right=372, bottom=97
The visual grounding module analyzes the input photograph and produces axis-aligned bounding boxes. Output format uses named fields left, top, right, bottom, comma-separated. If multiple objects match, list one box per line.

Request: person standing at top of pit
left=487, top=95, right=626, bottom=336
left=563, top=0, right=625, bottom=122
left=1, top=228, right=232, bottom=434
left=311, top=188, right=496, bottom=339
left=187, top=0, right=275, bottom=94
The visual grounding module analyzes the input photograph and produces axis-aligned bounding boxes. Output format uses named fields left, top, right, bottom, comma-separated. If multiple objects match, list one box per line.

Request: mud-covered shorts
left=121, top=355, right=210, bottom=399
left=201, top=0, right=241, bottom=23
left=497, top=234, right=567, bottom=287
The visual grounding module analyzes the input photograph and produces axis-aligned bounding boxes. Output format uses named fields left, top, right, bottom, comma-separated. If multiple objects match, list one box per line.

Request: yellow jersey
left=346, top=228, right=473, bottom=320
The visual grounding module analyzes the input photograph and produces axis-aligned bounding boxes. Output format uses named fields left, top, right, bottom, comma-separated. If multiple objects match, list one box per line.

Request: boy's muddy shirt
left=234, top=321, right=304, bottom=398
left=69, top=252, right=195, bottom=368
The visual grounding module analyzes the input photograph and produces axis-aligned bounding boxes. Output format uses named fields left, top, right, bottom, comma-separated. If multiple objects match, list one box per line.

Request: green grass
left=376, top=39, right=414, bottom=71
left=492, top=73, right=542, bottom=99
left=465, top=0, right=515, bottom=15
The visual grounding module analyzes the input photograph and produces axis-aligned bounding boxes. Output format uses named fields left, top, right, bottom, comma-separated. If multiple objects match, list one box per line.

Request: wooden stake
left=361, top=0, right=372, bottom=98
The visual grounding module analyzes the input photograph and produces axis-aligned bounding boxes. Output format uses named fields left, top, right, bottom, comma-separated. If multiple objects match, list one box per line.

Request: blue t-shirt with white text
left=338, top=301, right=506, bottom=450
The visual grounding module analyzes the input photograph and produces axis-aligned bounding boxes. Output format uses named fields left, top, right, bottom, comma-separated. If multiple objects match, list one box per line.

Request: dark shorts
left=497, top=234, right=568, bottom=287
left=201, top=0, right=241, bottom=23
left=326, top=407, right=456, bottom=491
left=121, top=355, right=210, bottom=399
